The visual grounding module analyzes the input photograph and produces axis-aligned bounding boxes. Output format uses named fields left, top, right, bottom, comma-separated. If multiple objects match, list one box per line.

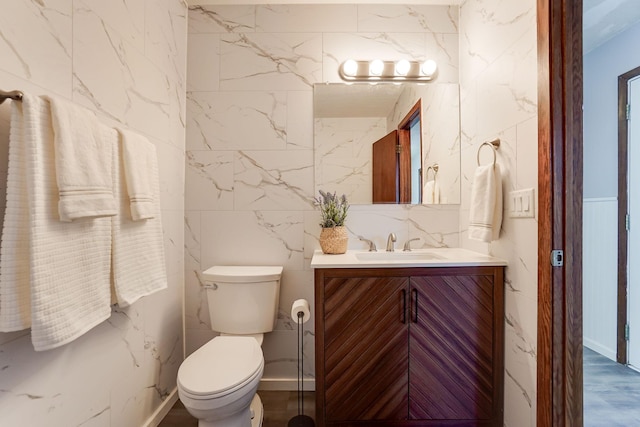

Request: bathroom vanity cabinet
left=314, top=266, right=504, bottom=427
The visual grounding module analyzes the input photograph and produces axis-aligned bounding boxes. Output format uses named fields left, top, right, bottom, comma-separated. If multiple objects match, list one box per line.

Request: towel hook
left=425, top=163, right=439, bottom=181
left=476, top=138, right=500, bottom=167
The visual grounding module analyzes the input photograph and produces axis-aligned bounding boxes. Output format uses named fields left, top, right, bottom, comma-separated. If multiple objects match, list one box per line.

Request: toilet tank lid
left=202, top=266, right=283, bottom=283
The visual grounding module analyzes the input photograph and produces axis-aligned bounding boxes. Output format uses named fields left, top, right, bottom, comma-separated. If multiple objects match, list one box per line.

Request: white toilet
left=177, top=265, right=283, bottom=427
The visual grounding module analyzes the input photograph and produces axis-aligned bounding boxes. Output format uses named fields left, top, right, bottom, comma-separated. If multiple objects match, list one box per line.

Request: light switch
left=509, top=188, right=535, bottom=218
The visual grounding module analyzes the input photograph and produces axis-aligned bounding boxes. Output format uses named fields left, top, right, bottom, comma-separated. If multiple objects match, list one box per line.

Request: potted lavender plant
left=315, top=190, right=349, bottom=254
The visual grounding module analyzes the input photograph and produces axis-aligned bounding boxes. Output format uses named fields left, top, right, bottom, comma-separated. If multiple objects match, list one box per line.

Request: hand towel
left=112, top=132, right=167, bottom=307
left=468, top=164, right=503, bottom=242
left=45, top=96, right=116, bottom=222
left=118, top=128, right=155, bottom=220
left=0, top=100, right=32, bottom=331
left=423, top=180, right=441, bottom=204
left=0, top=94, right=112, bottom=350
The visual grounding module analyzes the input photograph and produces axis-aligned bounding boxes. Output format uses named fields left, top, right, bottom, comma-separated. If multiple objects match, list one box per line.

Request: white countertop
left=310, top=248, right=507, bottom=269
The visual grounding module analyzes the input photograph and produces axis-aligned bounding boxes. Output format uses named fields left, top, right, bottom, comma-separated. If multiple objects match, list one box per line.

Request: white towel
left=112, top=132, right=167, bottom=307
left=423, top=180, right=440, bottom=204
left=45, top=96, right=116, bottom=222
left=0, top=100, right=31, bottom=331
left=468, top=164, right=503, bottom=242
left=0, top=94, right=112, bottom=350
left=118, top=129, right=155, bottom=220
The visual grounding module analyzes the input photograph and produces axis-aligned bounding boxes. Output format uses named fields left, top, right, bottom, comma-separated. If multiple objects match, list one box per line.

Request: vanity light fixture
left=338, top=59, right=438, bottom=82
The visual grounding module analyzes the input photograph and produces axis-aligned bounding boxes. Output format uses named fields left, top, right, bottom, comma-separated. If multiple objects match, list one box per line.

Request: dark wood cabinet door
left=408, top=275, right=495, bottom=421
left=323, top=275, right=410, bottom=422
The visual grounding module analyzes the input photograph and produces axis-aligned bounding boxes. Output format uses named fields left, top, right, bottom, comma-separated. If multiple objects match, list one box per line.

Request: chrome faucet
left=403, top=238, right=420, bottom=252
left=359, top=237, right=377, bottom=252
left=386, top=233, right=397, bottom=252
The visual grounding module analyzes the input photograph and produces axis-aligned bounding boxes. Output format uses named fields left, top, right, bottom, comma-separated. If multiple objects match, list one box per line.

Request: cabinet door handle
left=412, top=288, right=418, bottom=323
left=401, top=289, right=407, bottom=324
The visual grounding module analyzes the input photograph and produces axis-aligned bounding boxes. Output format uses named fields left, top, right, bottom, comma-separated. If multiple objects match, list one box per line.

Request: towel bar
left=0, top=89, right=23, bottom=104
left=477, top=138, right=500, bottom=167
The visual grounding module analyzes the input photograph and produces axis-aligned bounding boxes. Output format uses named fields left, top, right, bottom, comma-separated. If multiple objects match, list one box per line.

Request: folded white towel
left=468, top=164, right=503, bottom=242
left=45, top=96, right=116, bottom=222
left=118, top=128, right=155, bottom=221
left=112, top=132, right=167, bottom=307
left=423, top=180, right=440, bottom=204
left=0, top=94, right=112, bottom=350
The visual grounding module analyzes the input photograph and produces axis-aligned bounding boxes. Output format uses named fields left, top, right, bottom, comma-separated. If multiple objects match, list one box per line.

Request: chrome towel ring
left=476, top=138, right=500, bottom=167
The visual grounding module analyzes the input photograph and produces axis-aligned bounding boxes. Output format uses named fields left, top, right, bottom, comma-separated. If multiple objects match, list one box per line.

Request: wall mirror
left=313, top=83, right=460, bottom=205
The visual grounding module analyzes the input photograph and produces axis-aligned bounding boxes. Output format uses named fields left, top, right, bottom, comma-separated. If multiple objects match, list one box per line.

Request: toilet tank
left=202, top=266, right=283, bottom=335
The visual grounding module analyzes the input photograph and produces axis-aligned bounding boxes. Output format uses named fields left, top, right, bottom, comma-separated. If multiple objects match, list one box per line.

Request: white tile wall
left=185, top=4, right=462, bottom=387
left=0, top=1, right=187, bottom=426
left=459, top=1, right=538, bottom=426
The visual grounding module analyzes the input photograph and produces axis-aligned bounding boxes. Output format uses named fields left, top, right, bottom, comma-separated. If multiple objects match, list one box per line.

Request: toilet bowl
left=178, top=336, right=264, bottom=427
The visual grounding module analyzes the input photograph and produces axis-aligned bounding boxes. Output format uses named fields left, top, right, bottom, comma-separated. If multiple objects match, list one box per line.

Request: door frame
left=537, top=0, right=584, bottom=425
left=617, top=66, right=640, bottom=364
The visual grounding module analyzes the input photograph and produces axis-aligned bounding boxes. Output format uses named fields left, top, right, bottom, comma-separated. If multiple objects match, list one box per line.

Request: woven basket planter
left=319, top=226, right=348, bottom=254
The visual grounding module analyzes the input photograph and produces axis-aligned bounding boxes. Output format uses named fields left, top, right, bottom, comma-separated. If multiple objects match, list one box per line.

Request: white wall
left=584, top=20, right=640, bottom=199
left=185, top=4, right=461, bottom=387
left=0, top=1, right=187, bottom=426
left=582, top=17, right=640, bottom=364
left=583, top=198, right=618, bottom=360
left=458, top=1, right=538, bottom=426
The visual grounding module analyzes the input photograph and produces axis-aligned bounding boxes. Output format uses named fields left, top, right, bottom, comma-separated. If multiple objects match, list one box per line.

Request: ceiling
left=583, top=0, right=640, bottom=53
left=186, top=0, right=640, bottom=54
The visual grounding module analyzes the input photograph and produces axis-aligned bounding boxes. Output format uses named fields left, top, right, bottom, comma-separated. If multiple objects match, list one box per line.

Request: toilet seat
left=178, top=336, right=264, bottom=400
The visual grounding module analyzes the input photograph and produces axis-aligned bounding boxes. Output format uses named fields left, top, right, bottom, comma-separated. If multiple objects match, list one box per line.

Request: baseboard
left=143, top=387, right=178, bottom=427
left=584, top=339, right=616, bottom=362
left=259, top=378, right=315, bottom=391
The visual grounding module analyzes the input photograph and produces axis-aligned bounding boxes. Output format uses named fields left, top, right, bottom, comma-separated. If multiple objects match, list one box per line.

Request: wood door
left=408, top=275, right=495, bottom=422
left=372, top=130, right=399, bottom=203
left=323, top=275, right=409, bottom=422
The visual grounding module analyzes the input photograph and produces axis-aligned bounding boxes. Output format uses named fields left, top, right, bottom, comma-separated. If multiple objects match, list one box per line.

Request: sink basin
left=355, top=251, right=445, bottom=262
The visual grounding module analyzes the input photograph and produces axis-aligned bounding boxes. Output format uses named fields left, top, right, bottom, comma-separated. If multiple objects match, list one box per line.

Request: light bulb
left=395, top=59, right=410, bottom=76
left=369, top=59, right=384, bottom=76
left=342, top=59, right=358, bottom=77
left=421, top=59, right=437, bottom=77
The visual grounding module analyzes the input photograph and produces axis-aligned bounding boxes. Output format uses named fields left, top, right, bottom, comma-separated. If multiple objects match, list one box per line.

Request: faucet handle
left=359, top=237, right=377, bottom=252
left=403, top=238, right=420, bottom=252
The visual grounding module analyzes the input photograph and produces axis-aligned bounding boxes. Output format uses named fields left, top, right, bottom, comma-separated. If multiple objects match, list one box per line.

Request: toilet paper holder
left=289, top=299, right=315, bottom=427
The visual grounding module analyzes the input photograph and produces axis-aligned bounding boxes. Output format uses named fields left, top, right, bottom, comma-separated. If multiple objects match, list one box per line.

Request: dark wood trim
left=398, top=100, right=422, bottom=204
left=398, top=129, right=412, bottom=203
left=537, top=0, right=583, bottom=425
left=617, top=65, right=640, bottom=364
left=398, top=99, right=421, bottom=130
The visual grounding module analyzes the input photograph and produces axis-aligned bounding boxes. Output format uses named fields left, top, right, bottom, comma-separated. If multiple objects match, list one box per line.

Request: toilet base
left=250, top=394, right=263, bottom=427
left=197, top=394, right=263, bottom=427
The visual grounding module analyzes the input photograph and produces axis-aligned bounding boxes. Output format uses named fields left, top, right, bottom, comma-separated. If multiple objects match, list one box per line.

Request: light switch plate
left=509, top=188, right=535, bottom=218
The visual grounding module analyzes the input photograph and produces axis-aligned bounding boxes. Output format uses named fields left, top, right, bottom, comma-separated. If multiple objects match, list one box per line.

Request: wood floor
left=583, top=347, right=640, bottom=426
left=158, top=391, right=315, bottom=427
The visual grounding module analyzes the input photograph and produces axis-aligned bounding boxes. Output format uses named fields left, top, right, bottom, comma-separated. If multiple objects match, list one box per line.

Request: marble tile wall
left=458, top=1, right=538, bottom=426
left=0, top=1, right=187, bottom=426
left=185, top=4, right=461, bottom=386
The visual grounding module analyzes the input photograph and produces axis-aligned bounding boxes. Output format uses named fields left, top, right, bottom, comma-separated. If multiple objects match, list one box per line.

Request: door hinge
left=627, top=214, right=630, bottom=231
left=627, top=104, right=631, bottom=120
left=625, top=323, right=630, bottom=341
left=396, top=144, right=402, bottom=154
left=551, top=250, right=564, bottom=267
